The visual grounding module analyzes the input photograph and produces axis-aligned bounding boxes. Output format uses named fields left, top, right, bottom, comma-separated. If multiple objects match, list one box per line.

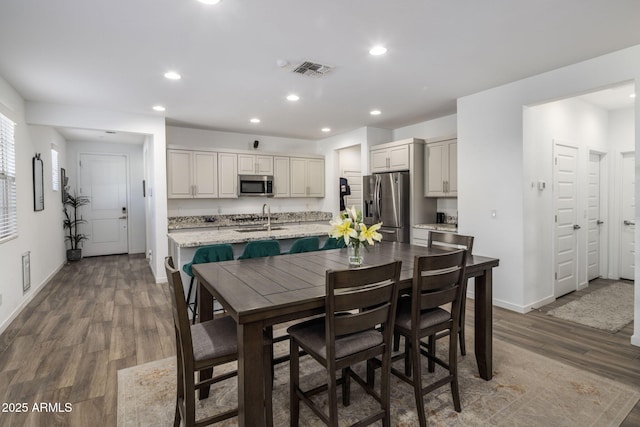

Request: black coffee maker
left=436, top=212, right=445, bottom=224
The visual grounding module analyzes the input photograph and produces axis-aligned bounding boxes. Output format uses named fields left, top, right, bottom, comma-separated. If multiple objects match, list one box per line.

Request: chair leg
left=459, top=280, right=469, bottom=356
left=380, top=353, right=392, bottom=427
left=449, top=332, right=462, bottom=412
left=427, top=335, right=436, bottom=372
left=404, top=338, right=412, bottom=377
left=411, top=335, right=427, bottom=427
left=186, top=276, right=196, bottom=323
left=192, top=283, right=198, bottom=325
left=175, top=336, right=184, bottom=427
left=393, top=331, right=401, bottom=351
left=328, top=368, right=339, bottom=427
left=342, top=368, right=350, bottom=406
left=290, top=339, right=300, bottom=427
left=265, top=326, right=275, bottom=387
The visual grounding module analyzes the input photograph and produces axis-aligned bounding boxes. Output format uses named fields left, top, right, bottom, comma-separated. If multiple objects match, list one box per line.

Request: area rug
left=546, top=282, right=634, bottom=332
left=117, top=337, right=639, bottom=427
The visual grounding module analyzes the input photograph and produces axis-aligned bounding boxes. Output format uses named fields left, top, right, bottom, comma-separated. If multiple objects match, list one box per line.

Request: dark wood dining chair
left=380, top=250, right=467, bottom=427
left=165, top=256, right=239, bottom=426
left=287, top=260, right=401, bottom=427
left=428, top=232, right=474, bottom=356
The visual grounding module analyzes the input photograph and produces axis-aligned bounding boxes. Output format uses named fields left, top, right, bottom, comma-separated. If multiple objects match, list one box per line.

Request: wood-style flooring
left=0, top=255, right=638, bottom=426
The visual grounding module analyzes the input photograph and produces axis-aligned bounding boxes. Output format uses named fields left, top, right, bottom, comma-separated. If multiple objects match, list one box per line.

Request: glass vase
left=348, top=244, right=363, bottom=267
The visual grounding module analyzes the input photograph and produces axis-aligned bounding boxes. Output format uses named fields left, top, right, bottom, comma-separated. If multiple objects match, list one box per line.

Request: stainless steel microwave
left=238, top=175, right=274, bottom=197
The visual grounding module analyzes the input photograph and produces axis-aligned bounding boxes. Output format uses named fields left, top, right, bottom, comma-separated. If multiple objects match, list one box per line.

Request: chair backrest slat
left=412, top=250, right=467, bottom=320
left=428, top=231, right=474, bottom=254
left=326, top=261, right=401, bottom=359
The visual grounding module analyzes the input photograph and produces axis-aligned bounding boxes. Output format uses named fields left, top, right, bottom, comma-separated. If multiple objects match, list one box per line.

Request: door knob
left=573, top=224, right=581, bottom=230
left=596, top=220, right=604, bottom=225
left=624, top=220, right=635, bottom=226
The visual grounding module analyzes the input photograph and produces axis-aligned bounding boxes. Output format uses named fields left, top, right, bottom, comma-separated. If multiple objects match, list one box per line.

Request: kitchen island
left=168, top=222, right=331, bottom=302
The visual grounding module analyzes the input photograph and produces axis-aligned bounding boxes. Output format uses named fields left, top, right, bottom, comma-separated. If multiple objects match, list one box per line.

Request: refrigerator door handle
left=375, top=175, right=382, bottom=219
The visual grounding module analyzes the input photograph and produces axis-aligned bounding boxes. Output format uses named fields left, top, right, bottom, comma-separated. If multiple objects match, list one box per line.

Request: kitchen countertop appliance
left=363, top=171, right=410, bottom=243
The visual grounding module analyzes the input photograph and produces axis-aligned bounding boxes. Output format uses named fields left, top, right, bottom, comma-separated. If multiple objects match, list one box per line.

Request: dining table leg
left=237, top=321, right=267, bottom=427
left=474, top=268, right=493, bottom=380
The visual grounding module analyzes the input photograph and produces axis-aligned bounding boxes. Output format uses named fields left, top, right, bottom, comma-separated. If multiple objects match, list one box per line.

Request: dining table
left=193, top=241, right=499, bottom=427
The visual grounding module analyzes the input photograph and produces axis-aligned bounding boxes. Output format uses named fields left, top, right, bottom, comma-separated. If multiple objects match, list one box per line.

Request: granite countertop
left=168, top=211, right=332, bottom=230
left=168, top=223, right=331, bottom=248
left=414, top=223, right=458, bottom=232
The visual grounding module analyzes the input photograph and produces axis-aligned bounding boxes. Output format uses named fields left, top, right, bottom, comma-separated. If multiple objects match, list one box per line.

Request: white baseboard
left=466, top=291, right=535, bottom=314
left=631, top=334, right=640, bottom=348
left=0, top=262, right=65, bottom=336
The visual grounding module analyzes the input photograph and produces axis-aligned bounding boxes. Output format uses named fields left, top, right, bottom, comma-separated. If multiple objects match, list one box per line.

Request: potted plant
left=63, top=190, right=90, bottom=261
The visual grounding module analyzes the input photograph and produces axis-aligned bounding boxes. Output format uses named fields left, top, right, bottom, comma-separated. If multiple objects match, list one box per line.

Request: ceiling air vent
left=291, top=60, right=334, bottom=78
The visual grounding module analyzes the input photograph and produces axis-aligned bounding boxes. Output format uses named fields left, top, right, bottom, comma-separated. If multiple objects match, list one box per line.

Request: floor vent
left=22, top=251, right=31, bottom=293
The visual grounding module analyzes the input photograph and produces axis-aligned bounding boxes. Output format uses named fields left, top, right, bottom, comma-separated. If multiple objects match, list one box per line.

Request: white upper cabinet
left=273, top=156, right=290, bottom=198
left=167, top=149, right=218, bottom=198
left=237, top=154, right=274, bottom=175
left=370, top=144, right=410, bottom=173
left=290, top=157, right=325, bottom=197
left=425, top=138, right=457, bottom=197
left=218, top=152, right=238, bottom=198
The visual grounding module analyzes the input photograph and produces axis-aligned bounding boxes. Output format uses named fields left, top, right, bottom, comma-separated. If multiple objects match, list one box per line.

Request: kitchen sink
left=234, top=226, right=285, bottom=233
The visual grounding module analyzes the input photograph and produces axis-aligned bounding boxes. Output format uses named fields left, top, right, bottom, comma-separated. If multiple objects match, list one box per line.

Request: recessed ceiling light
left=631, top=93, right=637, bottom=98
left=164, top=71, right=181, bottom=80
left=153, top=105, right=166, bottom=112
left=197, top=0, right=221, bottom=4
left=321, top=128, right=331, bottom=132
left=250, top=118, right=261, bottom=123
left=370, top=109, right=381, bottom=116
left=286, top=94, right=300, bottom=101
left=369, top=45, right=387, bottom=56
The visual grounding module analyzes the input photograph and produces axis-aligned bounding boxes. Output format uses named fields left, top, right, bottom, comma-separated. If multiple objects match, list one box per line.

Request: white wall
left=66, top=140, right=146, bottom=253
left=523, top=97, right=610, bottom=307
left=392, top=114, right=457, bottom=141
left=457, top=44, right=640, bottom=347
left=25, top=103, right=168, bottom=282
left=0, top=77, right=68, bottom=334
left=317, top=127, right=393, bottom=214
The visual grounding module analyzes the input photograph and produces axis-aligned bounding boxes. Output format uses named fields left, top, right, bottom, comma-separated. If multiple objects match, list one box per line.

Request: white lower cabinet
left=412, top=227, right=430, bottom=247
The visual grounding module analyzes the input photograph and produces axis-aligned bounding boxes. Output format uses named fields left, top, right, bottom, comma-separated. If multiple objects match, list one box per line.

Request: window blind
left=0, top=112, right=17, bottom=241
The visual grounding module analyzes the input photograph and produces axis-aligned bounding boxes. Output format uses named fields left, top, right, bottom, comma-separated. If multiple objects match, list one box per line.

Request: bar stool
left=182, top=244, right=234, bottom=324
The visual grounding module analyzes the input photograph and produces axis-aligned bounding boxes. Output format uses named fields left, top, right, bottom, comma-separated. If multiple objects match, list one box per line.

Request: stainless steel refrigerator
left=363, top=172, right=410, bottom=243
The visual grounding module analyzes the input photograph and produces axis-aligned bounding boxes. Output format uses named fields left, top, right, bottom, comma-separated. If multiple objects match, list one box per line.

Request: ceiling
left=0, top=0, right=638, bottom=142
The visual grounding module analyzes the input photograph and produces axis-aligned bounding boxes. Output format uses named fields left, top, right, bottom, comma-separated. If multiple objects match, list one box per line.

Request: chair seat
left=394, top=298, right=451, bottom=332
left=288, top=316, right=383, bottom=360
left=191, top=316, right=238, bottom=364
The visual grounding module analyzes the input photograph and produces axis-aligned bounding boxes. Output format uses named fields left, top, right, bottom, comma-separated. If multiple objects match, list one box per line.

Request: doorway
left=79, top=153, right=129, bottom=256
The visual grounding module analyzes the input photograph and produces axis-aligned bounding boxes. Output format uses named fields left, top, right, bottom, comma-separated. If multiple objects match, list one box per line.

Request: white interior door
left=79, top=153, right=129, bottom=256
left=620, top=152, right=635, bottom=280
left=342, top=170, right=362, bottom=211
left=554, top=144, right=579, bottom=297
left=587, top=153, right=603, bottom=281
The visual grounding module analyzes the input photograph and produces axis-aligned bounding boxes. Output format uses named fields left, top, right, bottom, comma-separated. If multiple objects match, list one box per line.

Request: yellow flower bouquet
left=329, top=206, right=383, bottom=266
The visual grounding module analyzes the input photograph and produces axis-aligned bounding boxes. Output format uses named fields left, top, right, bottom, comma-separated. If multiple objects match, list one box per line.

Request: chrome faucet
left=262, top=203, right=271, bottom=232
